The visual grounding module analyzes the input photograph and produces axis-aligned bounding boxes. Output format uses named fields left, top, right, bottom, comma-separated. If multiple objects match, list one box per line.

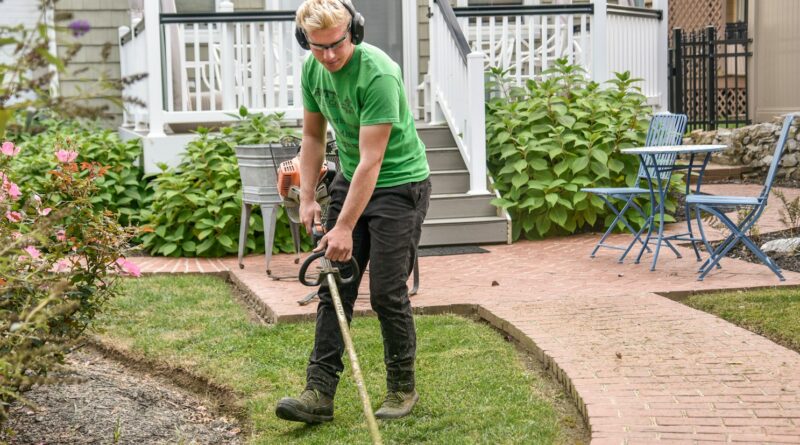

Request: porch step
left=430, top=169, right=470, bottom=194
left=420, top=216, right=510, bottom=246
left=687, top=163, right=754, bottom=184
left=426, top=146, right=464, bottom=170
left=418, top=123, right=510, bottom=246
left=428, top=193, right=499, bottom=219
left=417, top=124, right=457, bottom=148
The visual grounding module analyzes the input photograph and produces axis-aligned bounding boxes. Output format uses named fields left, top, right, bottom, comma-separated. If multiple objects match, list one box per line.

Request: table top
left=621, top=144, right=727, bottom=155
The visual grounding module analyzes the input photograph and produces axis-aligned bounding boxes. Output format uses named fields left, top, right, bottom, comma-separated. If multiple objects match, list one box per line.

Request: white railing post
left=219, top=1, right=236, bottom=110
left=467, top=52, right=488, bottom=195
left=118, top=26, right=132, bottom=128
left=428, top=1, right=446, bottom=125
left=654, top=0, right=669, bottom=111
left=143, top=0, right=165, bottom=137
left=591, top=0, right=609, bottom=83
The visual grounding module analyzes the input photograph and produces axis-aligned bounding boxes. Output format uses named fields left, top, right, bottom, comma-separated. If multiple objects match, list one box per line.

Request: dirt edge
left=84, top=337, right=251, bottom=435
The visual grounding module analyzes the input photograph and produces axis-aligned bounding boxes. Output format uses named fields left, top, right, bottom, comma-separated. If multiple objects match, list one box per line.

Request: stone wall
left=684, top=113, right=800, bottom=180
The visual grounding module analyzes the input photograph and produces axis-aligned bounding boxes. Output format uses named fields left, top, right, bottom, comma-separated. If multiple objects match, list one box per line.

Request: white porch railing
left=427, top=0, right=668, bottom=196
left=446, top=1, right=667, bottom=105
left=428, top=0, right=488, bottom=195
left=119, top=2, right=305, bottom=137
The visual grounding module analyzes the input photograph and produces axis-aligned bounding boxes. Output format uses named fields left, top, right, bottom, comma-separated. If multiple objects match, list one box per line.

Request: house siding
left=750, top=0, right=800, bottom=122
left=54, top=0, right=130, bottom=127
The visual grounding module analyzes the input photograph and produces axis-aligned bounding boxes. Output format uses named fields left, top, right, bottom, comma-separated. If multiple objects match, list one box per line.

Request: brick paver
left=135, top=184, right=800, bottom=444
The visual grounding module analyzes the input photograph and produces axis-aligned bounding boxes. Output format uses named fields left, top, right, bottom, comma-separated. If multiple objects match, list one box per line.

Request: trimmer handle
left=298, top=252, right=360, bottom=286
left=298, top=224, right=360, bottom=286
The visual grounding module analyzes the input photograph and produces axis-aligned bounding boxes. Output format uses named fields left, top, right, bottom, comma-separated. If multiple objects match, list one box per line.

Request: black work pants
left=305, top=174, right=431, bottom=398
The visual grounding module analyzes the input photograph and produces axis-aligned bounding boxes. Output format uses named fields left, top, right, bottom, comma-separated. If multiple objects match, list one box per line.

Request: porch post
left=119, top=26, right=132, bottom=128
left=219, top=1, right=236, bottom=110
left=402, top=0, right=419, bottom=119
left=653, top=0, right=670, bottom=111
left=144, top=0, right=165, bottom=137
left=467, top=52, right=488, bottom=195
left=590, top=0, right=609, bottom=83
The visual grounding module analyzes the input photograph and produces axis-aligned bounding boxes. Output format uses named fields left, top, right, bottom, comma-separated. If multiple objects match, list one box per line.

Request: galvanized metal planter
left=234, top=143, right=302, bottom=274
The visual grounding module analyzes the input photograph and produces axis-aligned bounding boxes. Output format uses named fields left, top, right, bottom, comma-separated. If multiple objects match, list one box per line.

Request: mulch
left=1, top=348, right=243, bottom=445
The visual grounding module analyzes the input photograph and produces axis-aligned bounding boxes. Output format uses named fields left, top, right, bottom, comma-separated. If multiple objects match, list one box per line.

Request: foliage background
left=486, top=60, right=682, bottom=240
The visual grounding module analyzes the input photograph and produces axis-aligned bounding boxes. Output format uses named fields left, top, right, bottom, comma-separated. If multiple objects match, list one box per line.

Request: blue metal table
left=621, top=144, right=728, bottom=271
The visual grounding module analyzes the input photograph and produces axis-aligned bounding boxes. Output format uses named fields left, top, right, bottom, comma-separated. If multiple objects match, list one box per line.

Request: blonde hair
left=295, top=0, right=350, bottom=33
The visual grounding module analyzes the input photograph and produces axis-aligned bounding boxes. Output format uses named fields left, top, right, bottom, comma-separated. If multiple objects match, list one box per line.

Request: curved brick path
left=133, top=184, right=800, bottom=444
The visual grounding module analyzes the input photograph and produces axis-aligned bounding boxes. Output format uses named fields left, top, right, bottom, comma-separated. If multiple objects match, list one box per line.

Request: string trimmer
left=299, top=227, right=383, bottom=445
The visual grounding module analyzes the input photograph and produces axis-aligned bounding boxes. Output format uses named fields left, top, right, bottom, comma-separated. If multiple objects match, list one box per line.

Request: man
left=275, top=0, right=431, bottom=424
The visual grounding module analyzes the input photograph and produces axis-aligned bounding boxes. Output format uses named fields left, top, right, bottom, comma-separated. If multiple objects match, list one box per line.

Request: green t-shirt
left=301, top=43, right=430, bottom=188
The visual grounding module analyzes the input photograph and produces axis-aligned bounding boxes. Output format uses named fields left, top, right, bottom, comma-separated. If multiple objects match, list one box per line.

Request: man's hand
left=299, top=198, right=322, bottom=235
left=313, top=224, right=353, bottom=262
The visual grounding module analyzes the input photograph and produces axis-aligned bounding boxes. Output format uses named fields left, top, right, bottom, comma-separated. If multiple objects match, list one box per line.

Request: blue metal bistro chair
left=688, top=114, right=796, bottom=281
left=583, top=113, right=688, bottom=260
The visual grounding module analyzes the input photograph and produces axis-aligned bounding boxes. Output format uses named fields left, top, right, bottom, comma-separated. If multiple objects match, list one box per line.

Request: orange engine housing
left=277, top=157, right=328, bottom=198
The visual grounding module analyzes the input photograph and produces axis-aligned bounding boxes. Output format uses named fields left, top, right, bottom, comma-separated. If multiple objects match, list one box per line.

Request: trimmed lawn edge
left=85, top=337, right=251, bottom=433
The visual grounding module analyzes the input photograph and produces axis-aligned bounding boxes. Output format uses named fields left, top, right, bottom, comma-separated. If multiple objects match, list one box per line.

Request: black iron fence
left=669, top=23, right=752, bottom=131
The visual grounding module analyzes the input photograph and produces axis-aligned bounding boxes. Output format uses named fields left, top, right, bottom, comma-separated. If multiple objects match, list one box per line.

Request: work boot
left=275, top=389, right=334, bottom=424
left=374, top=389, right=419, bottom=420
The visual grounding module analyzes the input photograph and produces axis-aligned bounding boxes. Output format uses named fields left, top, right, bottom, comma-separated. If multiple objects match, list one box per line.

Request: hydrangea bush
left=0, top=139, right=136, bottom=421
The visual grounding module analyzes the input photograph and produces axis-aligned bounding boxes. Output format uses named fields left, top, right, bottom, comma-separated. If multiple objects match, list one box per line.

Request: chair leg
left=590, top=195, right=651, bottom=260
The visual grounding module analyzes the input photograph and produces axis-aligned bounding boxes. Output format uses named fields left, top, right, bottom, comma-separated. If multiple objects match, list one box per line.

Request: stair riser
left=430, top=172, right=470, bottom=194
left=420, top=219, right=508, bottom=246
left=426, top=148, right=465, bottom=171
left=427, top=196, right=498, bottom=219
left=418, top=127, right=456, bottom=148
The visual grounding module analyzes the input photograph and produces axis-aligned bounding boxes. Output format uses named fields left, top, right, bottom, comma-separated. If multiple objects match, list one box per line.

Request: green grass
left=95, top=275, right=583, bottom=445
left=685, top=287, right=800, bottom=352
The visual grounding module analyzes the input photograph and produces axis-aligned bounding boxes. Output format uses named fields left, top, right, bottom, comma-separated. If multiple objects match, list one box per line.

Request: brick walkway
left=134, top=184, right=800, bottom=444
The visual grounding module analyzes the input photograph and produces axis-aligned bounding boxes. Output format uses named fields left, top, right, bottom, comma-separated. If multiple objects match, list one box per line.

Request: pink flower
left=8, top=182, right=21, bottom=200
left=55, top=150, right=78, bottom=163
left=11, top=232, right=22, bottom=240
left=54, top=259, right=71, bottom=272
left=56, top=229, right=66, bottom=241
left=5, top=211, right=22, bottom=223
left=23, top=246, right=41, bottom=259
left=1, top=141, right=20, bottom=157
left=38, top=207, right=52, bottom=216
left=115, top=257, right=141, bottom=277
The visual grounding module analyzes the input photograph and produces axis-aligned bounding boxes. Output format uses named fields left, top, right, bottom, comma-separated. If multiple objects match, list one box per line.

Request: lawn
left=95, top=275, right=586, bottom=444
left=684, top=286, right=800, bottom=352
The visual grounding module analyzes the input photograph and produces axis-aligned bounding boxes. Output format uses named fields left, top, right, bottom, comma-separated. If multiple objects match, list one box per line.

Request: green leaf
left=571, top=156, right=589, bottom=173
left=591, top=149, right=609, bottom=164
left=511, top=172, right=528, bottom=188
left=218, top=234, right=234, bottom=248
left=549, top=206, right=568, bottom=227
left=161, top=243, right=178, bottom=256
left=545, top=193, right=559, bottom=207
left=557, top=115, right=576, bottom=128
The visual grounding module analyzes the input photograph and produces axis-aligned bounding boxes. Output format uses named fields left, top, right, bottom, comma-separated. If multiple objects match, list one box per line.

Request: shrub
left=9, top=118, right=149, bottom=226
left=0, top=139, right=136, bottom=421
left=485, top=59, right=682, bottom=240
left=140, top=109, right=310, bottom=257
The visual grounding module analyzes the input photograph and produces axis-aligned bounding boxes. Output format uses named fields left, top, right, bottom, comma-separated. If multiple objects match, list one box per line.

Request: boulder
left=761, top=237, right=800, bottom=257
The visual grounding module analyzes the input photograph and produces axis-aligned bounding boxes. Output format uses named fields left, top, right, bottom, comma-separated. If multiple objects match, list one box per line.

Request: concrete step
left=420, top=216, right=509, bottom=246
left=428, top=193, right=498, bottom=219
left=430, top=169, right=470, bottom=194
left=426, top=147, right=465, bottom=171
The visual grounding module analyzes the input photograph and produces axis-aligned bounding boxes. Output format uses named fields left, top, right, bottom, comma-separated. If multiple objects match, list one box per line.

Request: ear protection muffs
left=295, top=0, right=365, bottom=50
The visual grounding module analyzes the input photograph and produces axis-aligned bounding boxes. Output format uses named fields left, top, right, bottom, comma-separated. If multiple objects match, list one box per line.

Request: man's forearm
left=334, top=157, right=381, bottom=231
left=299, top=134, right=326, bottom=203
